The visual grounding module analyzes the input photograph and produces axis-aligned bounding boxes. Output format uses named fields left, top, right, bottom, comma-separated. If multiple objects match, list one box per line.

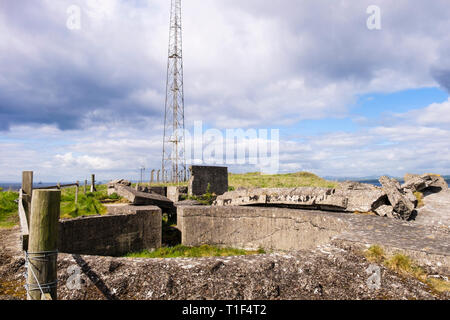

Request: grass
left=228, top=171, right=338, bottom=189
left=384, top=253, right=427, bottom=281
left=0, top=191, right=19, bottom=228
left=364, top=245, right=386, bottom=263
left=59, top=185, right=109, bottom=219
left=125, top=244, right=266, bottom=259
left=365, top=245, right=450, bottom=294
left=0, top=184, right=122, bottom=226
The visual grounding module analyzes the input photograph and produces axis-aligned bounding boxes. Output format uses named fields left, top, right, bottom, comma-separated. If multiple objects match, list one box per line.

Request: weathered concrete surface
left=188, top=166, right=228, bottom=196
left=179, top=206, right=450, bottom=274
left=147, top=186, right=167, bottom=197
left=167, top=186, right=188, bottom=202
left=179, top=206, right=348, bottom=251
left=415, top=190, right=450, bottom=228
left=214, top=187, right=386, bottom=213
left=107, top=179, right=131, bottom=196
left=58, top=205, right=162, bottom=256
left=114, top=185, right=175, bottom=214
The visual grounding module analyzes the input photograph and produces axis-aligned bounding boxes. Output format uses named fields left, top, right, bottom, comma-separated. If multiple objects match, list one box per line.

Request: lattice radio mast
left=162, top=0, right=186, bottom=183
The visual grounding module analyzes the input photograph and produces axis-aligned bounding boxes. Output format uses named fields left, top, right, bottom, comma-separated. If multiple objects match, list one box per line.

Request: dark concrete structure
left=58, top=205, right=162, bottom=257
left=188, top=166, right=228, bottom=196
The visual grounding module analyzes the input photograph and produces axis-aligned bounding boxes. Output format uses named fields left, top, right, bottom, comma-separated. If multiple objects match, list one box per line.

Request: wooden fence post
left=90, top=174, right=96, bottom=192
left=150, top=170, right=155, bottom=185
left=22, top=171, right=33, bottom=222
left=75, top=181, right=79, bottom=204
left=27, top=189, right=60, bottom=300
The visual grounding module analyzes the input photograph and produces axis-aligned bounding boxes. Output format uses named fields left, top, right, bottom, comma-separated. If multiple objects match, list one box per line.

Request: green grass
left=0, top=191, right=19, bottom=228
left=0, top=185, right=116, bottom=226
left=228, top=171, right=338, bottom=189
left=125, top=244, right=266, bottom=259
left=59, top=185, right=109, bottom=219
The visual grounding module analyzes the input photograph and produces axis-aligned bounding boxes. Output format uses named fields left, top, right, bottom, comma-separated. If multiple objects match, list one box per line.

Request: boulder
left=379, top=176, right=415, bottom=220
left=402, top=174, right=448, bottom=193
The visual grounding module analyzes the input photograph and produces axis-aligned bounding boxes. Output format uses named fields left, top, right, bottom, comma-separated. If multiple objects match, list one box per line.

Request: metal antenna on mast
left=162, top=0, right=186, bottom=184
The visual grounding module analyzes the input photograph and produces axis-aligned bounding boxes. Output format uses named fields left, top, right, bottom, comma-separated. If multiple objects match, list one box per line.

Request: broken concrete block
left=402, top=174, right=448, bottom=193
left=379, top=176, right=415, bottom=220
left=167, top=186, right=188, bottom=202
left=115, top=185, right=175, bottom=214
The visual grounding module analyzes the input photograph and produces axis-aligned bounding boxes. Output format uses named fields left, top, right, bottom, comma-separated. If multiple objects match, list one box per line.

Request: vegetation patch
left=364, top=246, right=449, bottom=294
left=228, top=171, right=337, bottom=189
left=126, top=244, right=266, bottom=259
left=364, top=245, right=385, bottom=263
left=60, top=186, right=109, bottom=219
left=0, top=191, right=19, bottom=228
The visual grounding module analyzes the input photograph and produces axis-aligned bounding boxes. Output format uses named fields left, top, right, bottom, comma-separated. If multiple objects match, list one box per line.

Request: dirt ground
left=1, top=226, right=448, bottom=300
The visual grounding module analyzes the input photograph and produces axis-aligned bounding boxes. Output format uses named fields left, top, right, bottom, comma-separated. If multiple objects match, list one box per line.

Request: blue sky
left=0, top=0, right=449, bottom=182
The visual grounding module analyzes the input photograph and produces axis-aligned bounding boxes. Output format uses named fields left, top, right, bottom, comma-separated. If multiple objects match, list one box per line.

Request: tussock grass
left=126, top=244, right=266, bottom=259
left=365, top=245, right=385, bottom=263
left=364, top=246, right=449, bottom=293
left=384, top=254, right=427, bottom=281
left=228, top=171, right=337, bottom=189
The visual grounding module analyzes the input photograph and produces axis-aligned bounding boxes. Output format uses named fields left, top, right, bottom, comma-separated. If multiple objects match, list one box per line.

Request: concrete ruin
left=178, top=205, right=450, bottom=263
left=167, top=186, right=188, bottom=202
left=213, top=175, right=449, bottom=221
left=58, top=205, right=162, bottom=257
left=188, top=166, right=228, bottom=196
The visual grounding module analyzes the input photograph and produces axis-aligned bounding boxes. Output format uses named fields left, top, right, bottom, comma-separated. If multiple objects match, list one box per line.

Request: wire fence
left=24, top=250, right=58, bottom=300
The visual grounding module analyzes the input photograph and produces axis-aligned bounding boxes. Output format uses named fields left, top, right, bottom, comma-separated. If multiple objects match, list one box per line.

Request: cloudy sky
left=0, top=0, right=449, bottom=182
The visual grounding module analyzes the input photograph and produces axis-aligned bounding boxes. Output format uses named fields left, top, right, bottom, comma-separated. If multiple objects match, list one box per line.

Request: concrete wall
left=188, top=166, right=228, bottom=196
left=58, top=205, right=161, bottom=257
left=178, top=206, right=350, bottom=251
left=148, top=186, right=167, bottom=197
left=167, top=186, right=188, bottom=202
